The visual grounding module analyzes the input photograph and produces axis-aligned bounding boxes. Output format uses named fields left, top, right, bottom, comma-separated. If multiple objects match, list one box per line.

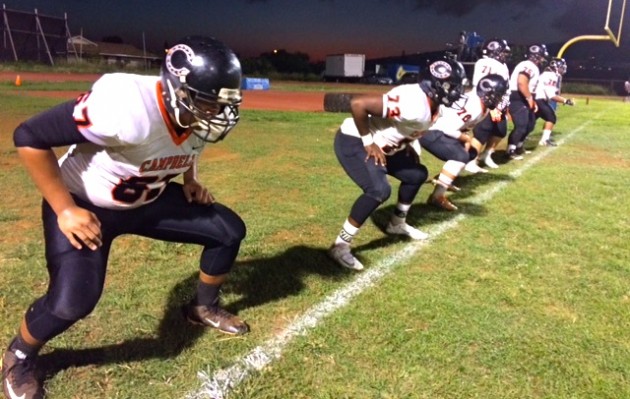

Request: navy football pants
left=25, top=182, right=246, bottom=342
left=334, top=131, right=427, bottom=225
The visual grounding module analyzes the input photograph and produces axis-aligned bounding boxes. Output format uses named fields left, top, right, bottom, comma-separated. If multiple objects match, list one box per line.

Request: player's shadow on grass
left=37, top=245, right=363, bottom=379
left=445, top=168, right=515, bottom=204
left=225, top=244, right=355, bottom=311
left=369, top=170, right=514, bottom=232
left=38, top=273, right=206, bottom=379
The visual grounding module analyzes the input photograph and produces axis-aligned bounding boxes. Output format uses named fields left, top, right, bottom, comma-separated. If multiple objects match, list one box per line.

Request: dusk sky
left=5, top=0, right=628, bottom=61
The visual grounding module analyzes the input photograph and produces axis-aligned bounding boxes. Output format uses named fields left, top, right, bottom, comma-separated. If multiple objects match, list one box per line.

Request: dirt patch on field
left=0, top=71, right=101, bottom=82
left=1, top=71, right=325, bottom=112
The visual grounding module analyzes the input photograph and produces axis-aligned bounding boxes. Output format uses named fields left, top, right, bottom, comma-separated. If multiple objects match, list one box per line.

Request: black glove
left=564, top=99, right=575, bottom=106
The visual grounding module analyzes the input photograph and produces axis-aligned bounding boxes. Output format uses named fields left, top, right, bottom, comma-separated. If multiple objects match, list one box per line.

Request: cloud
left=408, top=0, right=543, bottom=17
left=552, top=0, right=630, bottom=40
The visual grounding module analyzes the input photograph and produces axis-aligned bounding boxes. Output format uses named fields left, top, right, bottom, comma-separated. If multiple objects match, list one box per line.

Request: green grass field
left=1, top=86, right=628, bottom=399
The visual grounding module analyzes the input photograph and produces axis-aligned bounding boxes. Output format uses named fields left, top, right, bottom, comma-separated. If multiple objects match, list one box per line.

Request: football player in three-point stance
left=468, top=38, right=512, bottom=171
left=534, top=57, right=574, bottom=147
left=328, top=58, right=467, bottom=271
left=423, top=74, right=509, bottom=211
left=506, top=43, right=549, bottom=160
left=2, top=36, right=248, bottom=399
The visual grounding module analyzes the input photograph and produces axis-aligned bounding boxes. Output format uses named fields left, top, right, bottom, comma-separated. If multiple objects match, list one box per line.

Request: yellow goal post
left=557, top=0, right=627, bottom=58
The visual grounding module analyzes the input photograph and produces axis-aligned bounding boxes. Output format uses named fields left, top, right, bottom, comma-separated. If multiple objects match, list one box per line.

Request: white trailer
left=324, top=54, right=365, bottom=82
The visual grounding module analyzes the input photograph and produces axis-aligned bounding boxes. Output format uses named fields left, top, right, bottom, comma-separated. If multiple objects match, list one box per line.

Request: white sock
left=335, top=219, right=359, bottom=246
left=438, top=160, right=464, bottom=190
left=541, top=129, right=552, bottom=142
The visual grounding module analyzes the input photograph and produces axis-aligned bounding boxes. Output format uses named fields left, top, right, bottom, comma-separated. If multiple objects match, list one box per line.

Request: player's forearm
left=17, top=147, right=76, bottom=214
left=351, top=95, right=383, bottom=137
left=518, top=85, right=531, bottom=99
left=183, top=161, right=198, bottom=183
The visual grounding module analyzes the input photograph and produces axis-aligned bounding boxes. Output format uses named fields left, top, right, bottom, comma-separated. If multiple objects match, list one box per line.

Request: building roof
left=68, top=36, right=160, bottom=60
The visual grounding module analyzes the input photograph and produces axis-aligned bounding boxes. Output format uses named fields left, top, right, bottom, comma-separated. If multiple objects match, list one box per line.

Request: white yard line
left=186, top=122, right=592, bottom=399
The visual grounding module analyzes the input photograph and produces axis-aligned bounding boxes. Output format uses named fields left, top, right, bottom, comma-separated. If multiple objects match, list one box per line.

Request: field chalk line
left=186, top=120, right=593, bottom=399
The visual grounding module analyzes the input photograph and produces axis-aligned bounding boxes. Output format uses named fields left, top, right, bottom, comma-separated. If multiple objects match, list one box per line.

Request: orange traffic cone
left=15, top=75, right=21, bottom=86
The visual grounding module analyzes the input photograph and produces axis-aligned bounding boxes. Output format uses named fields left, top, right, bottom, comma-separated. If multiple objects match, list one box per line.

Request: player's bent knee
left=48, top=292, right=100, bottom=321
left=213, top=204, right=247, bottom=245
left=409, top=164, right=429, bottom=185
left=366, top=183, right=391, bottom=203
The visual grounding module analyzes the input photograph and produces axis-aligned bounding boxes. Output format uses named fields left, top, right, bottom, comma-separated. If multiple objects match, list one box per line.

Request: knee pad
left=365, top=180, right=392, bottom=203
left=349, top=194, right=384, bottom=226
left=25, top=296, right=87, bottom=342
left=47, top=289, right=100, bottom=321
left=408, top=164, right=429, bottom=186
left=212, top=204, right=247, bottom=246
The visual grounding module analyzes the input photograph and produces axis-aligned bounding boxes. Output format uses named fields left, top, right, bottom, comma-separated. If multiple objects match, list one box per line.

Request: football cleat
left=386, top=222, right=429, bottom=240
left=184, top=301, right=250, bottom=335
left=506, top=150, right=524, bottom=160
left=328, top=243, right=364, bottom=271
left=1, top=349, right=44, bottom=399
left=515, top=147, right=531, bottom=155
left=427, top=194, right=458, bottom=211
left=538, top=139, right=557, bottom=147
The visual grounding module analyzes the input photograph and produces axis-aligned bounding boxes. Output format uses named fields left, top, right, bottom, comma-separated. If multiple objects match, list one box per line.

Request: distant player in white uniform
left=328, top=58, right=467, bottom=271
left=506, top=44, right=549, bottom=160
left=534, top=57, right=574, bottom=147
left=3, top=36, right=248, bottom=399
left=422, top=74, right=508, bottom=211
left=469, top=38, right=512, bottom=170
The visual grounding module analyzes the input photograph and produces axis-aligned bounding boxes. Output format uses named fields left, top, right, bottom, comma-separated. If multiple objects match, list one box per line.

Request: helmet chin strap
left=166, top=77, right=215, bottom=132
left=166, top=79, right=187, bottom=129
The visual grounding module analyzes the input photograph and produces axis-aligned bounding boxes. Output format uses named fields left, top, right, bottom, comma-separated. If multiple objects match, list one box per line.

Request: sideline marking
left=186, top=122, right=592, bottom=399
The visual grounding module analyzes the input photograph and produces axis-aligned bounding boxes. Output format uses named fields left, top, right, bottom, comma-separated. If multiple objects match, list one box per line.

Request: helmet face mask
left=420, top=58, right=467, bottom=107
left=161, top=36, right=242, bottom=143
left=476, top=74, right=508, bottom=110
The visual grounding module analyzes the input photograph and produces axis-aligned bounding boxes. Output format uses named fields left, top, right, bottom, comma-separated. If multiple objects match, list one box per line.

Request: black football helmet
left=476, top=74, right=508, bottom=110
left=419, top=58, right=467, bottom=107
left=548, top=57, right=567, bottom=75
left=161, top=36, right=242, bottom=142
left=526, top=44, right=549, bottom=67
left=481, top=38, right=511, bottom=63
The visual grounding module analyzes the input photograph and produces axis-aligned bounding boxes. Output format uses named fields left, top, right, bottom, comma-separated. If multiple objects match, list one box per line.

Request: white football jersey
left=431, top=90, right=488, bottom=139
left=509, top=60, right=540, bottom=94
left=59, top=73, right=207, bottom=210
left=339, top=84, right=433, bottom=152
left=535, top=70, right=560, bottom=100
left=472, top=57, right=511, bottom=111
